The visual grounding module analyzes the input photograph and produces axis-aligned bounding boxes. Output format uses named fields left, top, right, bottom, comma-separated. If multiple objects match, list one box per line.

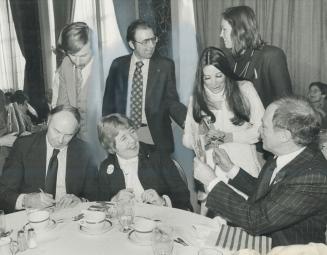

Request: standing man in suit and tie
left=194, top=97, right=327, bottom=247
left=0, top=105, right=98, bottom=213
left=54, top=22, right=105, bottom=163
left=102, top=19, right=187, bottom=153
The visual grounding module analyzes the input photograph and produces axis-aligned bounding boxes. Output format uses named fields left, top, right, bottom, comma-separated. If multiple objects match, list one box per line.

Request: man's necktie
left=45, top=149, right=60, bottom=198
left=75, top=67, right=83, bottom=99
left=255, top=157, right=277, bottom=198
left=130, top=61, right=144, bottom=129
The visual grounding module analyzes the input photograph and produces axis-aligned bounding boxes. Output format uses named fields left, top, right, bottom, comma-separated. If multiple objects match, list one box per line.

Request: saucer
left=78, top=219, right=113, bottom=235
left=24, top=219, right=57, bottom=233
left=128, top=230, right=153, bottom=246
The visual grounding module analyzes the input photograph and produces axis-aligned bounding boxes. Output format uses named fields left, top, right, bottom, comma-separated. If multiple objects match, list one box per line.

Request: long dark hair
left=193, top=47, right=250, bottom=125
left=222, top=6, right=264, bottom=56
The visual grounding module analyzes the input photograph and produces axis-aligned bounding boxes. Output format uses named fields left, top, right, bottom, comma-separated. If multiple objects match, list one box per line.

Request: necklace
left=233, top=49, right=255, bottom=78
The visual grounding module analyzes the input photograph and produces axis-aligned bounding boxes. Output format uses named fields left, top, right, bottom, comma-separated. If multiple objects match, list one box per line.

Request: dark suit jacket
left=102, top=54, right=187, bottom=152
left=227, top=45, right=292, bottom=107
left=206, top=146, right=327, bottom=247
left=0, top=131, right=99, bottom=213
left=98, top=143, right=192, bottom=211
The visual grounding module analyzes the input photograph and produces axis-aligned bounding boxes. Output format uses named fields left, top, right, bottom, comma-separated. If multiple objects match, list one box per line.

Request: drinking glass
left=0, top=210, right=6, bottom=235
left=117, top=199, right=134, bottom=232
left=152, top=224, right=174, bottom=255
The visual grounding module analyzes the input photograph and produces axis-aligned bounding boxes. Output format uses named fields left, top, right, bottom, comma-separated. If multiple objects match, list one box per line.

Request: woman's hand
left=206, top=129, right=233, bottom=146
left=111, top=189, right=135, bottom=202
left=141, top=189, right=165, bottom=206
left=193, top=157, right=216, bottom=187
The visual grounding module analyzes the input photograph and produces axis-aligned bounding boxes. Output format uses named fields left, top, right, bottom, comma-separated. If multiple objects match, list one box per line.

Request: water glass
left=152, top=224, right=174, bottom=255
left=117, top=200, right=134, bottom=232
left=0, top=210, right=6, bottom=235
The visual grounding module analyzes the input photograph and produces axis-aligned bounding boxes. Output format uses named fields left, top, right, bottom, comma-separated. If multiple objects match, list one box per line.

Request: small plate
left=78, top=219, right=113, bottom=235
left=128, top=230, right=153, bottom=246
left=24, top=219, right=57, bottom=233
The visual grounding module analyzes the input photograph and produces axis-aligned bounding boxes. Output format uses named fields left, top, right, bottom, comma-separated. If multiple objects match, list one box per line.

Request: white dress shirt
left=45, top=137, right=68, bottom=200
left=79, top=57, right=93, bottom=90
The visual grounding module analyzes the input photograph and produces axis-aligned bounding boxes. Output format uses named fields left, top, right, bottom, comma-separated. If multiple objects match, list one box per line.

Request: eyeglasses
left=134, top=36, right=158, bottom=46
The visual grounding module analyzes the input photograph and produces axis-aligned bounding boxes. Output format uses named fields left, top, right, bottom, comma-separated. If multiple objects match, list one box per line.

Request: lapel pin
left=106, top=164, right=114, bottom=175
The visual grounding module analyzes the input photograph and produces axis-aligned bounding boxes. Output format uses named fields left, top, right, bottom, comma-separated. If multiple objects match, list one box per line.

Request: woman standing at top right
left=220, top=6, right=292, bottom=107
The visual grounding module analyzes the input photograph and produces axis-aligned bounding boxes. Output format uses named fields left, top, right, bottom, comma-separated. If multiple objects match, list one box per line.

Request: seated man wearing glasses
left=102, top=19, right=186, bottom=153
left=97, top=113, right=192, bottom=211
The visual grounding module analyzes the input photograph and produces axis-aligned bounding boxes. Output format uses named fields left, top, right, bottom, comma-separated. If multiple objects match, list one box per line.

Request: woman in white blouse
left=183, top=47, right=264, bottom=181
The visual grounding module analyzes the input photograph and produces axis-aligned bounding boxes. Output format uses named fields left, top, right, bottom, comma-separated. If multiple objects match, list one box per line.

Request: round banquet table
left=5, top=202, right=231, bottom=255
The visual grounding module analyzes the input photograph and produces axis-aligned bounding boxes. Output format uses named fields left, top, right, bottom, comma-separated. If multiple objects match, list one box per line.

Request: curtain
left=171, top=0, right=199, bottom=211
left=52, top=0, right=76, bottom=67
left=193, top=0, right=327, bottom=96
left=0, top=0, right=25, bottom=91
left=9, top=0, right=45, bottom=110
left=112, top=0, right=137, bottom=50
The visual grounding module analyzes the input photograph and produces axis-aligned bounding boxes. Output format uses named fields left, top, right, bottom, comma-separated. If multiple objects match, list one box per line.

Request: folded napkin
left=215, top=225, right=272, bottom=255
left=174, top=223, right=219, bottom=247
left=235, top=249, right=261, bottom=255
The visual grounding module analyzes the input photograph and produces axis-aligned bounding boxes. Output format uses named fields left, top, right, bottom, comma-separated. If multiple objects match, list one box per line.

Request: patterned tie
left=45, top=149, right=60, bottom=198
left=75, top=67, right=83, bottom=99
left=130, top=61, right=144, bottom=128
left=254, top=157, right=277, bottom=199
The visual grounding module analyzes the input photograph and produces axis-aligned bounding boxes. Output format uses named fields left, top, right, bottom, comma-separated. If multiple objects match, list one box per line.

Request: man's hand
left=111, top=189, right=135, bottom=202
left=56, top=194, right=81, bottom=208
left=0, top=132, right=17, bottom=147
left=141, top=189, right=165, bottom=206
left=213, top=148, right=234, bottom=172
left=193, top=157, right=216, bottom=187
left=23, top=192, right=55, bottom=209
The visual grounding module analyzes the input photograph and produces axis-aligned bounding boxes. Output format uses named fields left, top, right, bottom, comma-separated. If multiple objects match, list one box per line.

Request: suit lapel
left=107, top=155, right=126, bottom=194
left=120, top=55, right=131, bottom=113
left=62, top=58, right=77, bottom=106
left=268, top=147, right=315, bottom=189
left=26, top=132, right=47, bottom=189
left=145, top=56, right=160, bottom=111
left=254, top=147, right=315, bottom=201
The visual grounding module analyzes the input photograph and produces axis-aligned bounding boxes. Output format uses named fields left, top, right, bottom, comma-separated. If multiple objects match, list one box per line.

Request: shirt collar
left=276, top=147, right=306, bottom=169
left=131, top=53, right=150, bottom=66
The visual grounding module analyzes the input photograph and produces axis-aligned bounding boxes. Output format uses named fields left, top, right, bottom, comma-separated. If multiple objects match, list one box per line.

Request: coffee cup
left=133, top=217, right=156, bottom=240
left=27, top=210, right=50, bottom=230
left=79, top=210, right=106, bottom=231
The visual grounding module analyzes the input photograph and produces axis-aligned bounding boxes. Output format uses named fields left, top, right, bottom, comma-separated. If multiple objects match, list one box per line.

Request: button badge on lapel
left=106, top=164, right=114, bottom=175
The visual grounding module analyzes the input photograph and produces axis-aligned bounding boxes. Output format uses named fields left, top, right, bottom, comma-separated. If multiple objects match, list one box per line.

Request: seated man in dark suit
left=194, top=97, right=327, bottom=247
left=97, top=113, right=192, bottom=211
left=0, top=105, right=98, bottom=213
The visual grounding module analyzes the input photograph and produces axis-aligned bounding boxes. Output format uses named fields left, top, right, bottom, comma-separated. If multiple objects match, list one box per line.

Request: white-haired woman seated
left=97, top=113, right=192, bottom=211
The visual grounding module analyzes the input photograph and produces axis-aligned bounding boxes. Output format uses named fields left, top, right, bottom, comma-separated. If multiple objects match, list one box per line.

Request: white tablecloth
left=5, top=203, right=231, bottom=255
